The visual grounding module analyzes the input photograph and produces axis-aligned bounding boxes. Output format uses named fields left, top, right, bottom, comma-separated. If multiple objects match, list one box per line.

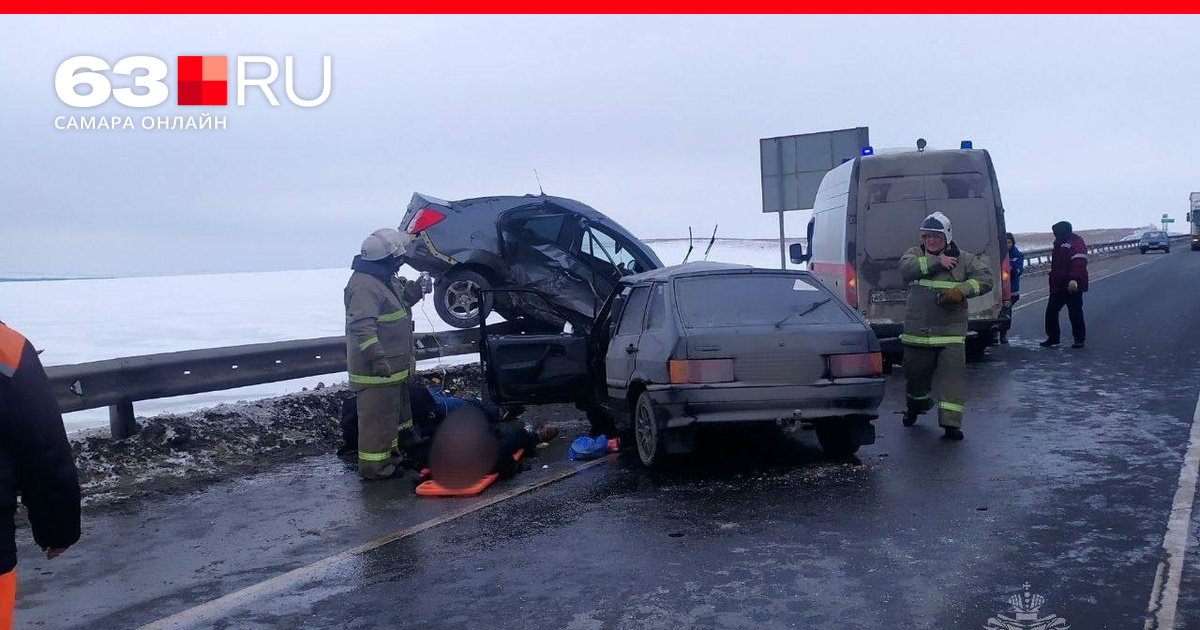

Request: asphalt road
left=14, top=247, right=1200, bottom=629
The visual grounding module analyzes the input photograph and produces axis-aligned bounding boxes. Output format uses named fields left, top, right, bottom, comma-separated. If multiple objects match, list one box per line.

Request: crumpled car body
left=399, top=193, right=664, bottom=329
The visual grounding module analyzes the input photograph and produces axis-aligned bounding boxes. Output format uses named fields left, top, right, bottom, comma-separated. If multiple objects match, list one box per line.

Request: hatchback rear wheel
left=634, top=392, right=665, bottom=467
left=816, top=422, right=860, bottom=459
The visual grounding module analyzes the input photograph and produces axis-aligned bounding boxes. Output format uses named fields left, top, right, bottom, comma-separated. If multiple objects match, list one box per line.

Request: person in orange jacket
left=0, top=322, right=81, bottom=629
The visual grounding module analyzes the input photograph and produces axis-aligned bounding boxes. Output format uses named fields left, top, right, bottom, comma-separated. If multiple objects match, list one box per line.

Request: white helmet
left=919, top=212, right=954, bottom=245
left=360, top=228, right=412, bottom=261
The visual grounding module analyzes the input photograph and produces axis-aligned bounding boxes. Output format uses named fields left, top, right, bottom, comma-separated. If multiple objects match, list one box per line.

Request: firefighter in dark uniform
left=898, top=212, right=994, bottom=440
left=1, top=322, right=82, bottom=629
left=344, top=229, right=430, bottom=480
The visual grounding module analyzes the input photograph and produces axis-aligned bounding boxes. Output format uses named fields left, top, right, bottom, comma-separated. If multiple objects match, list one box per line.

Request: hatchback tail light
left=827, top=352, right=883, bottom=378
left=669, top=359, right=735, bottom=384
left=406, top=207, right=446, bottom=234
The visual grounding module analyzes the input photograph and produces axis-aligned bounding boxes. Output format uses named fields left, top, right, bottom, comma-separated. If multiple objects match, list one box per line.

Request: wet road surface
left=14, top=247, right=1200, bottom=629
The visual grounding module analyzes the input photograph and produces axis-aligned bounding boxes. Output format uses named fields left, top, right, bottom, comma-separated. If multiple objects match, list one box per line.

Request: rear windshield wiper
left=775, top=297, right=833, bottom=328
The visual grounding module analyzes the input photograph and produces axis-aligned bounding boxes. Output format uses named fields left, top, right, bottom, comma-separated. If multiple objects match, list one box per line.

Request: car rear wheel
left=1140, top=247, right=1148, bottom=254
left=634, top=392, right=665, bottom=467
left=434, top=269, right=492, bottom=329
left=816, top=422, right=860, bottom=459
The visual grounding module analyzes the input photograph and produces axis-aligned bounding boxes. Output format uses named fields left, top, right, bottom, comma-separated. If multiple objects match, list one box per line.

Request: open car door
left=481, top=289, right=590, bottom=406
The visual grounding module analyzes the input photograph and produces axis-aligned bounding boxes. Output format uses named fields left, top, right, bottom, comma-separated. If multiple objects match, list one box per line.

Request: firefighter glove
left=937, top=288, right=965, bottom=307
left=1068, top=280, right=1079, bottom=293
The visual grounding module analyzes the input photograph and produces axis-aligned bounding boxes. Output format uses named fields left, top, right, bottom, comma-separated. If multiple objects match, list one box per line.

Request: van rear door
left=857, top=172, right=1000, bottom=327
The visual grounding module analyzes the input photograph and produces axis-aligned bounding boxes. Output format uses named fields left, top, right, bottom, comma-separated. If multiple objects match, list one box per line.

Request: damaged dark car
left=481, top=262, right=886, bottom=466
left=399, top=193, right=664, bottom=329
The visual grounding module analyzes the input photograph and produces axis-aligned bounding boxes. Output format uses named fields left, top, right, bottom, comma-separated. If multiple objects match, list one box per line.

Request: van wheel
left=816, top=423, right=860, bottom=458
left=634, top=392, right=666, bottom=467
left=434, top=269, right=492, bottom=329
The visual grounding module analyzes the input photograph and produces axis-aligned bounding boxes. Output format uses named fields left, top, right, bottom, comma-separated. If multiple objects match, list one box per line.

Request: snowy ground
left=0, top=232, right=1152, bottom=431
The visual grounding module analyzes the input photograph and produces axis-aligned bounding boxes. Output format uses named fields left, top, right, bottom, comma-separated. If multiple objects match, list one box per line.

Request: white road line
left=1145, top=390, right=1200, bottom=629
left=1012, top=257, right=1162, bottom=312
left=137, top=457, right=608, bottom=630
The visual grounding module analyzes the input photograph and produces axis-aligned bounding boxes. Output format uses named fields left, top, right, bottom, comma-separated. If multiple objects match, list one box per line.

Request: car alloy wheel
left=444, top=279, right=481, bottom=321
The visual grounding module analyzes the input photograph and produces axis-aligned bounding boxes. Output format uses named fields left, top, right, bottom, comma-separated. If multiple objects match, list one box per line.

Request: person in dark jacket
left=0, top=323, right=82, bottom=629
left=1042, top=221, right=1089, bottom=348
left=1000, top=232, right=1024, bottom=344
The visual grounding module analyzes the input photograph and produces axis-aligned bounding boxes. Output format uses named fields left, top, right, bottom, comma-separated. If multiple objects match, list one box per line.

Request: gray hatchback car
left=481, top=262, right=886, bottom=466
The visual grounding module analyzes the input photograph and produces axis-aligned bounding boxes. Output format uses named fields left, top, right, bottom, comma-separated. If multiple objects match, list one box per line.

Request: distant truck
left=1190, top=192, right=1200, bottom=251
left=790, top=146, right=1010, bottom=360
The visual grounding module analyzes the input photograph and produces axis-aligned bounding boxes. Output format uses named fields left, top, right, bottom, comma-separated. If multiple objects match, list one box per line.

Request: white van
left=792, top=147, right=1011, bottom=359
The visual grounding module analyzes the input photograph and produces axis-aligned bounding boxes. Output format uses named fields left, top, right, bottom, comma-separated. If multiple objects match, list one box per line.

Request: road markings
left=137, top=457, right=608, bottom=630
left=1013, top=257, right=1162, bottom=313
left=1145, top=389, right=1200, bottom=629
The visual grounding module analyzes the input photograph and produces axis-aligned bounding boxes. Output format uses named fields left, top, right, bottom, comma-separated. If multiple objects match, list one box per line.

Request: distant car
left=1139, top=231, right=1170, bottom=254
left=481, top=262, right=886, bottom=466
left=399, top=193, right=664, bottom=329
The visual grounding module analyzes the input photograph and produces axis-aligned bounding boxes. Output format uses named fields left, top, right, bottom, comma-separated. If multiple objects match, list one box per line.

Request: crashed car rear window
left=674, top=275, right=854, bottom=328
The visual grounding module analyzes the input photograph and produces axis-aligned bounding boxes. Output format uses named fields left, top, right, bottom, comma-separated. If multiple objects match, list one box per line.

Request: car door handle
left=625, top=344, right=638, bottom=354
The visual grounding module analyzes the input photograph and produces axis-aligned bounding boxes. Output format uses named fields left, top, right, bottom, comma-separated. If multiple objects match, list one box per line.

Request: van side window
left=645, top=284, right=668, bottom=330
left=617, top=287, right=650, bottom=336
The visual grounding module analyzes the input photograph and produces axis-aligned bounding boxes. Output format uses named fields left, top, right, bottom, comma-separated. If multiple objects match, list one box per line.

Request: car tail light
left=844, top=265, right=858, bottom=309
left=406, top=207, right=446, bottom=234
left=669, top=359, right=734, bottom=384
left=827, top=352, right=883, bottom=378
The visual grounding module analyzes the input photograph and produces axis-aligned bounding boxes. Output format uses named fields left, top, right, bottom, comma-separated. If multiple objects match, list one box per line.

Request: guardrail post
left=109, top=400, right=138, bottom=439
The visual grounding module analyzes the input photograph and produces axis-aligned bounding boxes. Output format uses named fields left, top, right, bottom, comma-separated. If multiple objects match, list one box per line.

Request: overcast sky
left=2, top=15, right=1198, bottom=277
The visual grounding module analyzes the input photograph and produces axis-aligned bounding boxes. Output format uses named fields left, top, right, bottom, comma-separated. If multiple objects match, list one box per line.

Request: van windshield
left=674, top=275, right=854, bottom=328
left=862, top=174, right=995, bottom=260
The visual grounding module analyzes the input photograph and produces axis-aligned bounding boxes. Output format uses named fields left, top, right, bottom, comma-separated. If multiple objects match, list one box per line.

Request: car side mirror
left=789, top=242, right=810, bottom=264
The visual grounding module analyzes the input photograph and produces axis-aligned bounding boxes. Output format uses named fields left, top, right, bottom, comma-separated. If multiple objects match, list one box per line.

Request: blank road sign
left=760, top=127, right=869, bottom=213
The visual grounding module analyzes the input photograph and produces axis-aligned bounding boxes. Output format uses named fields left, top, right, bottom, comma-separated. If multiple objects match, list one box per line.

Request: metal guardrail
left=44, top=325, right=516, bottom=439
left=1019, top=235, right=1190, bottom=272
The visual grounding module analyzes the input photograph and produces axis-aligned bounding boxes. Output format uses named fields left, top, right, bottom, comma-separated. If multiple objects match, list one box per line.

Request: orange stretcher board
left=415, top=449, right=525, bottom=497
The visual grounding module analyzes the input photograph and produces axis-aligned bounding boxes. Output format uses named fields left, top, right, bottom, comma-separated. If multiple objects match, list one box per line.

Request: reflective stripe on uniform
left=918, top=257, right=929, bottom=275
left=358, top=336, right=379, bottom=351
left=1071, top=253, right=1088, bottom=260
left=348, top=368, right=411, bottom=385
left=913, top=279, right=960, bottom=289
left=390, top=437, right=399, bottom=449
left=397, top=420, right=413, bottom=432
left=939, top=401, right=964, bottom=413
left=378, top=309, right=408, bottom=323
left=966, top=279, right=982, bottom=295
left=907, top=392, right=932, bottom=401
left=900, top=333, right=966, bottom=346
left=358, top=450, right=391, bottom=462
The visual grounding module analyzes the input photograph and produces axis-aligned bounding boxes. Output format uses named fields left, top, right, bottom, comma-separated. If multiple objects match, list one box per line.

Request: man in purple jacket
left=1042, top=221, right=1089, bottom=348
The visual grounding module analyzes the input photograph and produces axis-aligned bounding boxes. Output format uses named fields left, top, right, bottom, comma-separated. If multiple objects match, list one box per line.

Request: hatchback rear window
left=674, top=275, right=854, bottom=328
